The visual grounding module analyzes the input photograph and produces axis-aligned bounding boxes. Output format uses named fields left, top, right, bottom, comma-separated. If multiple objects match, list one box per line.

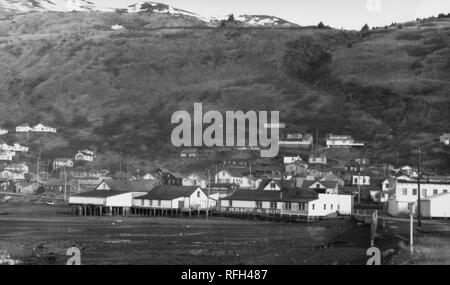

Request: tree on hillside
left=361, top=24, right=370, bottom=33
left=227, top=14, right=235, bottom=22
left=283, top=36, right=333, bottom=83
left=318, top=22, right=326, bottom=29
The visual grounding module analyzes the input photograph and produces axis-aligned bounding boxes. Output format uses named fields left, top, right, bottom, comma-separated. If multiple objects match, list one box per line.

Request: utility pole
left=64, top=166, right=67, bottom=203
left=417, top=147, right=422, bottom=229
left=36, top=149, right=41, bottom=185
left=357, top=172, right=361, bottom=205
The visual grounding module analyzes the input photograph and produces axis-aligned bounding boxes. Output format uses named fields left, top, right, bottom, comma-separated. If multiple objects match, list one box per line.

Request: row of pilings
left=69, top=205, right=320, bottom=223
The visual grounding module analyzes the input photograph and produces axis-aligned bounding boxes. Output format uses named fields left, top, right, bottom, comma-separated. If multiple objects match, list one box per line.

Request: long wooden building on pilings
left=69, top=190, right=133, bottom=216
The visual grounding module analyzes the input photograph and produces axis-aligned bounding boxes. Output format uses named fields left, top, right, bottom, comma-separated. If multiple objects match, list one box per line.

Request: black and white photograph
left=0, top=0, right=449, bottom=270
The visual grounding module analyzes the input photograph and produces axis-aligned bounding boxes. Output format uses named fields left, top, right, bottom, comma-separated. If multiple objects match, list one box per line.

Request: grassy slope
left=0, top=12, right=449, bottom=173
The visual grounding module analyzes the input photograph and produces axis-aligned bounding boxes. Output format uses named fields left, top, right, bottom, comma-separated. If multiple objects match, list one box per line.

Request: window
left=298, top=203, right=305, bottom=211
left=444, top=190, right=448, bottom=193
left=402, top=188, right=407, bottom=195
left=422, top=189, right=427, bottom=197
left=197, top=191, right=200, bottom=198
left=158, top=200, right=161, bottom=206
left=331, top=204, right=333, bottom=210
left=256, top=201, right=263, bottom=209
left=285, top=202, right=292, bottom=210
left=312, top=204, right=315, bottom=210
left=230, top=200, right=233, bottom=207
left=270, top=182, right=276, bottom=189
left=412, top=189, right=417, bottom=195
left=270, top=202, right=277, bottom=209
left=324, top=204, right=326, bottom=210
left=433, top=189, right=438, bottom=195
left=141, top=199, right=144, bottom=206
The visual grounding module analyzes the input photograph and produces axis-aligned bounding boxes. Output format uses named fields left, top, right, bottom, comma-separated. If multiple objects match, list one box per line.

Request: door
left=178, top=200, right=184, bottom=209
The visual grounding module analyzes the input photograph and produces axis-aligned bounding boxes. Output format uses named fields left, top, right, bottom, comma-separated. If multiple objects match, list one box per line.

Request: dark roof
left=223, top=188, right=318, bottom=203
left=156, top=168, right=184, bottom=179
left=302, top=180, right=337, bottom=189
left=71, top=190, right=128, bottom=198
left=103, top=179, right=158, bottom=192
left=135, top=186, right=201, bottom=200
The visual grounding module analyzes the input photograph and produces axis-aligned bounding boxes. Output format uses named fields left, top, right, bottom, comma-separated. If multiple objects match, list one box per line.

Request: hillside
left=0, top=9, right=449, bottom=173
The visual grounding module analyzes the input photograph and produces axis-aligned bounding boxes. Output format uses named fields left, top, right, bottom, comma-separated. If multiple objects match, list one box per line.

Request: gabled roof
left=135, top=186, right=201, bottom=200
left=302, top=180, right=337, bottom=189
left=71, top=190, right=127, bottom=198
left=102, top=179, right=158, bottom=192
left=54, top=158, right=72, bottom=162
left=156, top=168, right=185, bottom=179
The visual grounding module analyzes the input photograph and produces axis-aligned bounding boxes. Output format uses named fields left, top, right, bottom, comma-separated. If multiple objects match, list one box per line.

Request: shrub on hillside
left=361, top=24, right=370, bottom=33
left=283, top=36, right=332, bottom=83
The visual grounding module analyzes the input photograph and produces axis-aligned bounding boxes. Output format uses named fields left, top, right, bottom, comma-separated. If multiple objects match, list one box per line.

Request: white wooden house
left=220, top=186, right=352, bottom=218
left=53, top=158, right=74, bottom=169
left=16, top=125, right=32, bottom=133
left=308, top=154, right=327, bottom=165
left=283, top=156, right=302, bottom=164
left=326, top=134, right=364, bottom=148
left=75, top=151, right=94, bottom=162
left=388, top=179, right=450, bottom=216
left=0, top=129, right=8, bottom=135
left=32, top=123, right=56, bottom=133
left=132, top=186, right=214, bottom=210
left=0, top=151, right=15, bottom=161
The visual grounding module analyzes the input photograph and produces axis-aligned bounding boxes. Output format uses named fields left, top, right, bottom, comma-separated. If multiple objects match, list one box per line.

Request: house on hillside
left=16, top=125, right=32, bottom=133
left=53, top=158, right=74, bottom=170
left=398, top=166, right=418, bottom=178
left=5, top=163, right=29, bottom=173
left=75, top=150, right=94, bottom=162
left=0, top=169, right=25, bottom=181
left=44, top=179, right=67, bottom=192
left=0, top=129, right=8, bottom=135
left=180, top=148, right=198, bottom=158
left=155, top=168, right=184, bottom=185
left=214, top=169, right=258, bottom=188
left=308, top=154, right=327, bottom=165
left=285, top=160, right=308, bottom=176
left=283, top=156, right=302, bottom=164
left=0, top=143, right=28, bottom=153
left=32, top=123, right=56, bottom=133
left=132, top=186, right=215, bottom=210
left=278, top=132, right=314, bottom=149
left=326, top=134, right=364, bottom=148
left=440, top=133, right=450, bottom=145
left=15, top=182, right=40, bottom=194
left=0, top=151, right=15, bottom=161
left=182, top=173, right=208, bottom=187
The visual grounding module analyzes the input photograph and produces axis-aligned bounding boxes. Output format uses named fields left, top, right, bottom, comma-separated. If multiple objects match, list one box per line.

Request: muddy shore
left=0, top=202, right=374, bottom=265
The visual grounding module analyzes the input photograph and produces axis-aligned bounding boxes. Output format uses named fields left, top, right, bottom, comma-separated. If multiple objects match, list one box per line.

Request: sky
left=94, top=0, right=450, bottom=30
